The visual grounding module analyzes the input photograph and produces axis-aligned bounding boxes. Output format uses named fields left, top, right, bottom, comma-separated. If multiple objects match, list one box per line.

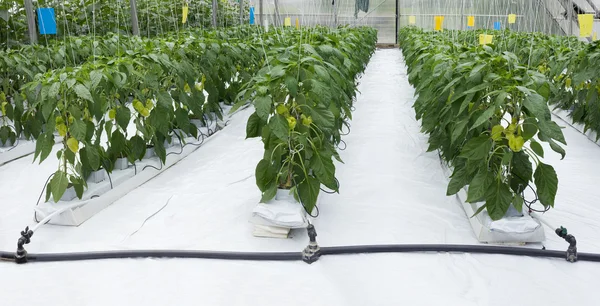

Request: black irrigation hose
left=2, top=244, right=600, bottom=263
left=337, top=139, right=347, bottom=151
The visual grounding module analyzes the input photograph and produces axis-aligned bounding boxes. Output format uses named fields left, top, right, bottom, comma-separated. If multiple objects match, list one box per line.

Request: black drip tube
left=3, top=224, right=599, bottom=264
left=2, top=244, right=600, bottom=264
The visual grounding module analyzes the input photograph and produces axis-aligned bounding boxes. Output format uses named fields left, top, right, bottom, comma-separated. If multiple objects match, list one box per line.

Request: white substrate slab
left=440, top=163, right=545, bottom=244
left=1, top=50, right=599, bottom=306
left=34, top=133, right=216, bottom=226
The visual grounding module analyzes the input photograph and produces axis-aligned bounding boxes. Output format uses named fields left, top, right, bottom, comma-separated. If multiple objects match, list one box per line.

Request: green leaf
left=268, top=114, right=289, bottom=141
left=130, top=135, right=146, bottom=161
left=153, top=138, right=167, bottom=164
left=459, top=135, right=492, bottom=160
left=246, top=113, right=263, bottom=139
left=298, top=176, right=320, bottom=214
left=70, top=119, right=87, bottom=142
left=255, top=159, right=276, bottom=191
left=254, top=95, right=272, bottom=121
left=501, top=150, right=513, bottom=165
left=308, top=105, right=335, bottom=130
left=485, top=178, right=513, bottom=221
left=538, top=133, right=566, bottom=160
left=73, top=180, right=84, bottom=199
left=116, top=107, right=131, bottom=131
left=260, top=182, right=277, bottom=203
left=48, top=82, right=60, bottom=99
left=523, top=93, right=551, bottom=121
left=470, top=106, right=496, bottom=130
left=111, top=130, right=127, bottom=154
left=466, top=166, right=494, bottom=203
left=534, top=163, right=558, bottom=207
left=510, top=151, right=533, bottom=194
left=522, top=118, right=538, bottom=140
left=34, top=133, right=55, bottom=163
left=50, top=171, right=69, bottom=203
left=451, top=119, right=468, bottom=144
left=268, top=65, right=285, bottom=79
left=285, top=76, right=298, bottom=97
left=86, top=145, right=100, bottom=171
left=74, top=84, right=93, bottom=102
left=310, top=151, right=337, bottom=191
left=157, top=92, right=173, bottom=109
left=447, top=163, right=469, bottom=195
left=314, top=65, right=330, bottom=81
left=513, top=194, right=524, bottom=213
left=538, top=119, right=566, bottom=145
left=90, top=70, right=103, bottom=89
left=530, top=140, right=544, bottom=158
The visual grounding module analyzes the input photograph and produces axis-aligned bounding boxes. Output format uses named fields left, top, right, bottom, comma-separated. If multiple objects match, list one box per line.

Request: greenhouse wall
left=397, top=0, right=565, bottom=35
left=249, top=0, right=398, bottom=44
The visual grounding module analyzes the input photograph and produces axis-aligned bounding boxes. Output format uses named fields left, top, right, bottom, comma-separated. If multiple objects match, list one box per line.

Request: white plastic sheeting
left=0, top=49, right=599, bottom=305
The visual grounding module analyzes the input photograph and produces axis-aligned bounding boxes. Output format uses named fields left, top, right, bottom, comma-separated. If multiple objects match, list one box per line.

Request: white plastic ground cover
left=0, top=135, right=62, bottom=167
left=440, top=163, right=545, bottom=244
left=1, top=50, right=600, bottom=305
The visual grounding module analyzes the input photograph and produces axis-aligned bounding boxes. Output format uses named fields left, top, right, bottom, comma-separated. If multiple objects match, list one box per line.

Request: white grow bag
left=250, top=189, right=313, bottom=238
left=440, top=162, right=545, bottom=244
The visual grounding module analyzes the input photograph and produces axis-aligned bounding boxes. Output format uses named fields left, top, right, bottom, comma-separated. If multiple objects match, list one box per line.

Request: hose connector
left=555, top=227, right=577, bottom=263
left=302, top=224, right=321, bottom=264
left=15, top=227, right=33, bottom=264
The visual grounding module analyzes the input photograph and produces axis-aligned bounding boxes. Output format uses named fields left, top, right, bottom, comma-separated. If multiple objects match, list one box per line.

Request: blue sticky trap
left=466, top=26, right=473, bottom=29
left=37, top=8, right=57, bottom=35
left=494, top=21, right=501, bottom=30
left=249, top=7, right=255, bottom=25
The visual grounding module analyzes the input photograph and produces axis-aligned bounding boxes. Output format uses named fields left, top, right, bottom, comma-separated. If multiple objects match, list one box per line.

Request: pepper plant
left=400, top=27, right=566, bottom=220
left=236, top=26, right=377, bottom=213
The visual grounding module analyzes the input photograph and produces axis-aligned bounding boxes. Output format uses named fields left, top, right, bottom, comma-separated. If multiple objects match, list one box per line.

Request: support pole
left=568, top=0, right=574, bottom=36
left=24, top=0, right=37, bottom=44
left=274, top=0, right=280, bottom=26
left=259, top=0, right=263, bottom=26
left=212, top=0, right=218, bottom=27
left=239, top=0, right=244, bottom=25
left=130, top=0, right=140, bottom=36
left=460, top=0, right=465, bottom=30
left=334, top=0, right=339, bottom=27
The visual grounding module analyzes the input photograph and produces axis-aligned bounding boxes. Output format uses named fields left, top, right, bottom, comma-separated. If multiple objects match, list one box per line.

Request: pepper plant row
left=399, top=27, right=566, bottom=220
left=235, top=26, right=378, bottom=212
left=2, top=26, right=272, bottom=202
left=428, top=29, right=600, bottom=140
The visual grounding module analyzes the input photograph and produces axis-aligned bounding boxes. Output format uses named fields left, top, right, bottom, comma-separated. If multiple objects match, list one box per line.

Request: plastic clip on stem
left=556, top=227, right=577, bottom=263
left=302, top=224, right=321, bottom=264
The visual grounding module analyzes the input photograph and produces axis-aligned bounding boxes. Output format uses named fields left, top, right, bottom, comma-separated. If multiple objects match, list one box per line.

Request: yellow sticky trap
left=295, top=18, right=299, bottom=29
left=467, top=16, right=475, bottom=27
left=579, top=14, right=594, bottom=37
left=434, top=16, right=444, bottom=31
left=409, top=16, right=416, bottom=25
left=284, top=17, right=291, bottom=27
left=182, top=4, right=189, bottom=24
left=479, top=34, right=494, bottom=45
left=508, top=14, right=516, bottom=24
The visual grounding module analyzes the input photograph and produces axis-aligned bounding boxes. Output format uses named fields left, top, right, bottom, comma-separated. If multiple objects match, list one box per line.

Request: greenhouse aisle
left=1, top=49, right=599, bottom=306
